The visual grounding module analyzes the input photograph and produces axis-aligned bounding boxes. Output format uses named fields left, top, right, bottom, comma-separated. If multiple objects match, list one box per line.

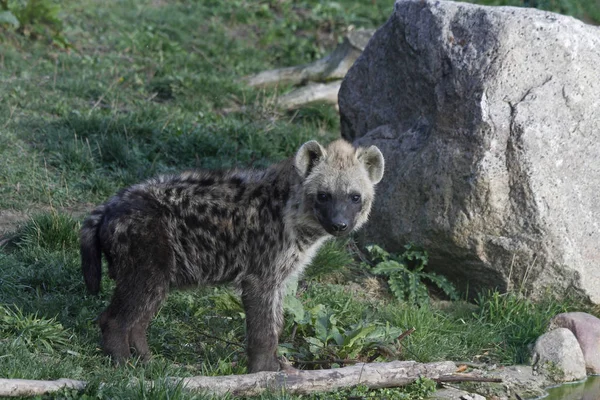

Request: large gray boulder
left=339, top=0, right=600, bottom=301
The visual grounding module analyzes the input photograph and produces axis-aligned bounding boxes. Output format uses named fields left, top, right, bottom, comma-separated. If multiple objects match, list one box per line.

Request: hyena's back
left=81, top=165, right=301, bottom=295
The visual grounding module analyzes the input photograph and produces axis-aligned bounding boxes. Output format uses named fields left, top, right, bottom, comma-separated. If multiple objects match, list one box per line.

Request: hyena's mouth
left=327, top=228, right=352, bottom=237
left=319, top=218, right=354, bottom=237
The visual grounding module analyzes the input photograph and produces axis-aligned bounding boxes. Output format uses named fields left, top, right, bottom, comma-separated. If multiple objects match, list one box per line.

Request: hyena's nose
left=331, top=222, right=348, bottom=232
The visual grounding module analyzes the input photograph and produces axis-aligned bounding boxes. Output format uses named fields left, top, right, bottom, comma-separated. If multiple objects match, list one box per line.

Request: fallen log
left=243, top=29, right=374, bottom=89
left=180, top=360, right=457, bottom=396
left=277, top=81, right=341, bottom=109
left=0, top=378, right=87, bottom=397
left=240, top=29, right=374, bottom=109
left=0, top=360, right=456, bottom=397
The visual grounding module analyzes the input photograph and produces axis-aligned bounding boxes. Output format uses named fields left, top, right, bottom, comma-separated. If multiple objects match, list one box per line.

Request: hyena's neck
left=267, top=159, right=331, bottom=251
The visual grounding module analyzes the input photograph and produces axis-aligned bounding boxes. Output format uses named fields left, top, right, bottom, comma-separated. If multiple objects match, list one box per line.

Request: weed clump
left=0, top=0, right=68, bottom=47
left=367, top=244, right=459, bottom=306
left=14, top=212, right=80, bottom=254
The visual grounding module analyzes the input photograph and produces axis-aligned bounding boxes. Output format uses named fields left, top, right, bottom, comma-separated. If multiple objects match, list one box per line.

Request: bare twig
left=191, top=45, right=225, bottom=72
left=435, top=374, right=502, bottom=383
left=455, top=361, right=487, bottom=369
left=2, top=105, right=16, bottom=129
left=292, top=358, right=360, bottom=366
left=347, top=240, right=372, bottom=267
left=397, top=327, right=416, bottom=342
left=196, top=330, right=244, bottom=349
left=89, top=77, right=122, bottom=115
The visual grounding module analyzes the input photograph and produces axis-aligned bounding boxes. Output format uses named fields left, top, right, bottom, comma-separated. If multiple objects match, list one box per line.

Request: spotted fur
left=80, top=139, right=384, bottom=372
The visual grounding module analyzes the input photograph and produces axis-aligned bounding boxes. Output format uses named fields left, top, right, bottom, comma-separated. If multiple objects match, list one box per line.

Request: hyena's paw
left=99, top=315, right=131, bottom=364
left=248, top=354, right=281, bottom=373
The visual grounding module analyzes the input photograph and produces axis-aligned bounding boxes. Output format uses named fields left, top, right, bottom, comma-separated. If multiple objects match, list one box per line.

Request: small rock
left=550, top=312, right=600, bottom=374
left=532, top=328, right=586, bottom=382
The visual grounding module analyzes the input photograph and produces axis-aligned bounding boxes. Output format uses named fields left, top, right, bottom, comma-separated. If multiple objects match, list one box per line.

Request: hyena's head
left=295, top=139, right=384, bottom=237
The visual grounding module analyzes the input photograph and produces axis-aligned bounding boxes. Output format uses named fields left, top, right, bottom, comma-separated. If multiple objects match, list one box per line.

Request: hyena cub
left=81, top=139, right=384, bottom=373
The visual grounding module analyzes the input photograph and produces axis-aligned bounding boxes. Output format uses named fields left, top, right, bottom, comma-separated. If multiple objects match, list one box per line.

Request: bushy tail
left=81, top=205, right=105, bottom=295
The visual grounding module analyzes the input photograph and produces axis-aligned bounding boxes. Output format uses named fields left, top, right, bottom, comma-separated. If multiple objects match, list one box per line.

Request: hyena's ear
left=295, top=140, right=326, bottom=178
left=357, top=145, right=385, bottom=184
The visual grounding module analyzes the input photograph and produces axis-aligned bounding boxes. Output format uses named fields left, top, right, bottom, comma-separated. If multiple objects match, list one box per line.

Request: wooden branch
left=0, top=378, right=87, bottom=397
left=397, top=327, right=416, bottom=342
left=0, top=361, right=457, bottom=397
left=276, top=81, right=341, bottom=109
left=436, top=374, right=503, bottom=383
left=243, top=29, right=374, bottom=88
left=180, top=360, right=457, bottom=396
left=293, top=358, right=360, bottom=365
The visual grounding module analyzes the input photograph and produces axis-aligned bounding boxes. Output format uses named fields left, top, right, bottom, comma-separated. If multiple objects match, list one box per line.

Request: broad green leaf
left=344, top=324, right=377, bottom=347
left=283, top=294, right=305, bottom=323
left=0, top=11, right=19, bottom=28
left=426, top=273, right=460, bottom=301
left=365, top=244, right=390, bottom=261
left=372, top=260, right=406, bottom=275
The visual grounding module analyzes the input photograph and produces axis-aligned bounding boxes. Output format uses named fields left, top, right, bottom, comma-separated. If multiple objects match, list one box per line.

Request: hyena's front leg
left=241, top=277, right=285, bottom=373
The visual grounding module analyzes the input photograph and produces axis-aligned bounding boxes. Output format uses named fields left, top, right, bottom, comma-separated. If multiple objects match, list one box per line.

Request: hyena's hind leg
left=128, top=316, right=153, bottom=361
left=99, top=270, right=169, bottom=364
left=98, top=286, right=133, bottom=363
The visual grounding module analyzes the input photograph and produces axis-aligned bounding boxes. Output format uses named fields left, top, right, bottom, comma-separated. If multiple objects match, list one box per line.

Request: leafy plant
left=0, top=0, right=68, bottom=46
left=280, top=277, right=403, bottom=366
left=367, top=244, right=459, bottom=306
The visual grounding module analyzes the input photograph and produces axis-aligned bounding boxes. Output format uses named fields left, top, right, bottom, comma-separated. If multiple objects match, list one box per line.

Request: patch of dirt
left=0, top=205, right=93, bottom=244
left=0, top=210, right=28, bottom=238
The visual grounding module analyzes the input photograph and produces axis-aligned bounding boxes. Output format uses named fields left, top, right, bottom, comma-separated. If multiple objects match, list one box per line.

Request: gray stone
left=339, top=0, right=600, bottom=301
left=550, top=312, right=600, bottom=374
left=532, top=328, right=587, bottom=382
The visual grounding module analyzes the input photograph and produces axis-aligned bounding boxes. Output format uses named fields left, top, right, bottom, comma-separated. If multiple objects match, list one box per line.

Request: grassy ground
left=0, top=0, right=598, bottom=399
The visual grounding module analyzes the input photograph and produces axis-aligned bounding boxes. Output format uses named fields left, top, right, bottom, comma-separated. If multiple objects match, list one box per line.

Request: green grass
left=0, top=212, right=580, bottom=398
left=0, top=0, right=598, bottom=399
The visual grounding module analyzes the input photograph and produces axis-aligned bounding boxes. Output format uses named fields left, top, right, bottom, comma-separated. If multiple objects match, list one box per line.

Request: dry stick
left=367, top=328, right=415, bottom=363
left=191, top=45, right=225, bottom=72
left=435, top=374, right=503, bottom=383
left=396, top=327, right=424, bottom=363
left=507, top=253, right=516, bottom=291
left=397, top=327, right=416, bottom=342
left=347, top=240, right=372, bottom=267
left=2, top=105, right=16, bottom=129
left=293, top=358, right=360, bottom=366
left=89, top=77, right=122, bottom=115
left=53, top=58, right=58, bottom=91
left=196, top=330, right=244, bottom=349
left=454, top=361, right=487, bottom=369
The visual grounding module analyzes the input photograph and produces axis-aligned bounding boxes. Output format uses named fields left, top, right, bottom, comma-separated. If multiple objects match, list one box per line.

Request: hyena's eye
left=350, top=193, right=361, bottom=203
left=317, top=192, right=329, bottom=203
